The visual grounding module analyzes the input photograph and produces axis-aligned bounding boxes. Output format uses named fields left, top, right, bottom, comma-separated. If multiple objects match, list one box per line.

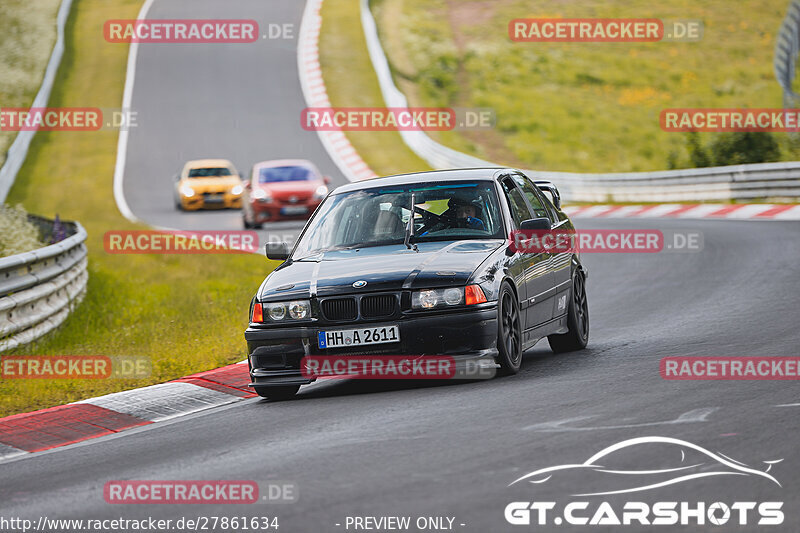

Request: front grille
left=321, top=297, right=358, bottom=321
left=279, top=194, right=311, bottom=204
left=202, top=192, right=224, bottom=202
left=361, top=294, right=397, bottom=318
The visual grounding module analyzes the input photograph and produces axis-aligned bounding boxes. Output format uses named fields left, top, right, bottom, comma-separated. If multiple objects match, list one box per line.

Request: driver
left=447, top=195, right=486, bottom=230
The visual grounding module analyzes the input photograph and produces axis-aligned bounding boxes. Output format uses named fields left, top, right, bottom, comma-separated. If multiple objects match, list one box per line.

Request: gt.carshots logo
left=504, top=437, right=784, bottom=527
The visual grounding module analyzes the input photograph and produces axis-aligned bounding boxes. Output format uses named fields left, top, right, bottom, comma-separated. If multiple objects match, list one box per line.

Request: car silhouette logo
left=508, top=436, right=782, bottom=497
left=353, top=280, right=367, bottom=288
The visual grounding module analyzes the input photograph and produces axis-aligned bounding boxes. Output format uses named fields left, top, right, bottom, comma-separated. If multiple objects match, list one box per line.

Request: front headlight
left=412, top=287, right=464, bottom=309
left=313, top=184, right=328, bottom=200
left=231, top=184, right=244, bottom=195
left=252, top=188, right=272, bottom=202
left=263, top=300, right=312, bottom=321
left=180, top=184, right=195, bottom=197
left=411, top=285, right=486, bottom=310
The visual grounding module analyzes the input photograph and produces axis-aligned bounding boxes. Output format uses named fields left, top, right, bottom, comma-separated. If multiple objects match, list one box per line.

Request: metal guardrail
left=526, top=162, right=800, bottom=203
left=362, top=0, right=800, bottom=202
left=0, top=216, right=88, bottom=352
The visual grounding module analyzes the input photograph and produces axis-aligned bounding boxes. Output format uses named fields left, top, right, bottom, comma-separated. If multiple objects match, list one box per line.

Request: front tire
left=496, top=282, right=523, bottom=375
left=547, top=269, right=589, bottom=353
left=254, top=385, right=300, bottom=401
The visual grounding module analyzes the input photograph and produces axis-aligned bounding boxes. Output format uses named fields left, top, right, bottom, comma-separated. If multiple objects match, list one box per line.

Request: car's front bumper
left=249, top=200, right=321, bottom=222
left=245, top=306, right=498, bottom=387
left=181, top=192, right=242, bottom=210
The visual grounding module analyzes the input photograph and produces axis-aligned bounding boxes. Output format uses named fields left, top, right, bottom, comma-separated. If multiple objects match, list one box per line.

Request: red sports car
left=241, top=159, right=330, bottom=228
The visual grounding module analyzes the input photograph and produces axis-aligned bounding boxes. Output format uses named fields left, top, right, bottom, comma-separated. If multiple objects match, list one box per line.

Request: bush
left=0, top=204, right=44, bottom=257
left=687, top=132, right=712, bottom=168
left=672, top=132, right=782, bottom=169
left=709, top=132, right=781, bottom=166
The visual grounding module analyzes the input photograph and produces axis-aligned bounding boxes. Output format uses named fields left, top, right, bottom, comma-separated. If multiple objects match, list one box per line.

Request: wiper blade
left=404, top=192, right=419, bottom=252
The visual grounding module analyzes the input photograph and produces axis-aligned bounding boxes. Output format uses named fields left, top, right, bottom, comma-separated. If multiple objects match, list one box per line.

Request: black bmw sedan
left=245, top=168, right=588, bottom=399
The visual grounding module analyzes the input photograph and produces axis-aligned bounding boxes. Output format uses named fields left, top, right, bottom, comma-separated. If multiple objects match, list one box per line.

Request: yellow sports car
left=173, top=159, right=244, bottom=210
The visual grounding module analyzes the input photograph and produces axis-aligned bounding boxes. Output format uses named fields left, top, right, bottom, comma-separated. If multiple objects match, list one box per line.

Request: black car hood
left=260, top=240, right=503, bottom=300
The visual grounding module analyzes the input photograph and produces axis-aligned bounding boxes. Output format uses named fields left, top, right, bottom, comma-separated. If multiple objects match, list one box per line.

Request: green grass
left=0, top=204, right=44, bottom=257
left=0, top=0, right=275, bottom=417
left=0, top=0, right=62, bottom=168
left=372, top=0, right=800, bottom=173
left=319, top=0, right=430, bottom=175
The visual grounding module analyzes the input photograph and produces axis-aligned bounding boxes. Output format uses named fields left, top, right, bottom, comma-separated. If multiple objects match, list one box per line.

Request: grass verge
left=319, top=0, right=430, bottom=176
left=372, top=0, right=800, bottom=173
left=1, top=0, right=272, bottom=417
left=0, top=0, right=62, bottom=168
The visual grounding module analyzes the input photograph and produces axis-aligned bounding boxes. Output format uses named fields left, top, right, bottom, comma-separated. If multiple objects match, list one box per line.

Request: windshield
left=293, top=181, right=504, bottom=259
left=187, top=167, right=232, bottom=178
left=259, top=166, right=313, bottom=183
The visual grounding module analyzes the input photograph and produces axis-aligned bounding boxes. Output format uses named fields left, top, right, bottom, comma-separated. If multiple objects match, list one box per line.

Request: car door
left=499, top=176, right=553, bottom=333
left=512, top=173, right=570, bottom=325
left=533, top=183, right=573, bottom=319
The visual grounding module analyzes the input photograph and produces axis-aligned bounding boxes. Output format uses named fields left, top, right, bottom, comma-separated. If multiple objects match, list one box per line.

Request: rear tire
left=254, top=385, right=300, bottom=401
left=496, top=282, right=523, bottom=375
left=547, top=269, right=589, bottom=353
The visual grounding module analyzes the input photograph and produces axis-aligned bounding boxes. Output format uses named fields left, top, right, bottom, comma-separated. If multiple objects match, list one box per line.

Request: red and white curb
left=563, top=203, right=800, bottom=220
left=298, top=0, right=376, bottom=183
left=0, top=361, right=253, bottom=461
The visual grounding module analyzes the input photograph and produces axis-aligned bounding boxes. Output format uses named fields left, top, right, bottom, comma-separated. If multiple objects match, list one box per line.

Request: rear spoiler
left=533, top=180, right=562, bottom=210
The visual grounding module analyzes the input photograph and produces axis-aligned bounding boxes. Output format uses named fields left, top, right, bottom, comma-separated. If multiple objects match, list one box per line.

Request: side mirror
left=535, top=182, right=562, bottom=209
left=520, top=217, right=552, bottom=230
left=173, top=174, right=180, bottom=182
left=323, top=175, right=331, bottom=185
left=265, top=242, right=290, bottom=261
left=550, top=190, right=561, bottom=209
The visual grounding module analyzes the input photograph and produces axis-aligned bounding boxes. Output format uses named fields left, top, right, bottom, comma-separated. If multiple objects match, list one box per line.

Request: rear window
left=259, top=166, right=313, bottom=183
left=188, top=167, right=232, bottom=178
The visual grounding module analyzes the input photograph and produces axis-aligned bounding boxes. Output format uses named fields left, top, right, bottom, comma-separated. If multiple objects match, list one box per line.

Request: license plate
left=318, top=325, right=400, bottom=349
left=204, top=193, right=224, bottom=203
left=281, top=206, right=308, bottom=215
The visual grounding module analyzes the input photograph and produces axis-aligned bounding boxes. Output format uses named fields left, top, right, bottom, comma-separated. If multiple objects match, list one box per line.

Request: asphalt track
left=120, top=0, right=344, bottom=244
left=4, top=0, right=799, bottom=531
left=2, top=218, right=799, bottom=532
